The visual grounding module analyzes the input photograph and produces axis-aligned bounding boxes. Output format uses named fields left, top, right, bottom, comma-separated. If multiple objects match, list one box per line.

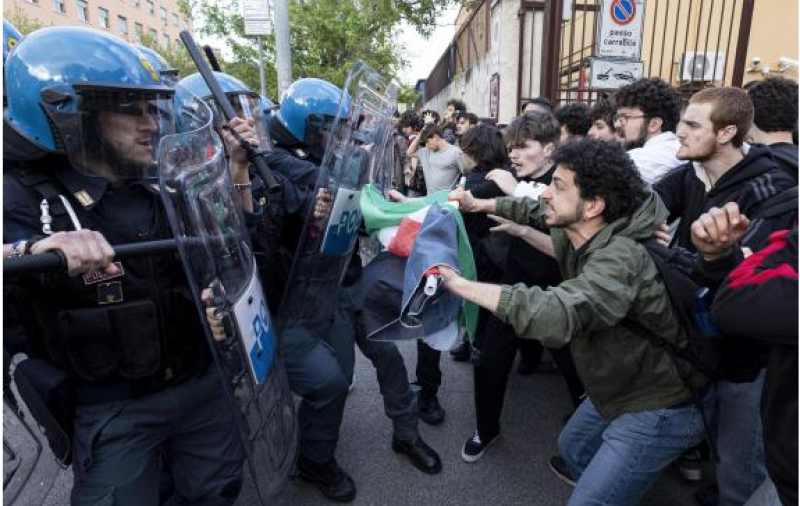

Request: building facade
left=4, top=0, right=191, bottom=49
left=423, top=0, right=798, bottom=124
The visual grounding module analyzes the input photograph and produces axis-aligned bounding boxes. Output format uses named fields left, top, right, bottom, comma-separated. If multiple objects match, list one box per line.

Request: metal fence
left=548, top=0, right=755, bottom=106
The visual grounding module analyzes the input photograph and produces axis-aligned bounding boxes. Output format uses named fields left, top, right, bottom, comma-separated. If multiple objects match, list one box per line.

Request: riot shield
left=157, top=91, right=297, bottom=504
left=277, top=61, right=398, bottom=335
left=3, top=353, right=62, bottom=506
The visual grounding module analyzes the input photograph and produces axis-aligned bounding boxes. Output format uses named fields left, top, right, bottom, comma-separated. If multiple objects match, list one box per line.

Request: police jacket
left=4, top=157, right=210, bottom=404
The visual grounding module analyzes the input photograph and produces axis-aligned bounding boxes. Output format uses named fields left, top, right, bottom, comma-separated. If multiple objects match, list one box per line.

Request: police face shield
left=46, top=84, right=178, bottom=181
left=206, top=91, right=272, bottom=153
left=158, top=92, right=297, bottom=502
left=304, top=112, right=339, bottom=160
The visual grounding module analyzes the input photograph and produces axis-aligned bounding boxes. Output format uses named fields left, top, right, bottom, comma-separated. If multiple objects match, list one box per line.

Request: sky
left=396, top=5, right=462, bottom=86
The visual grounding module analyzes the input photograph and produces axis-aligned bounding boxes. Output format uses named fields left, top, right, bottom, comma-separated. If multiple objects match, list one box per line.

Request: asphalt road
left=9, top=339, right=714, bottom=506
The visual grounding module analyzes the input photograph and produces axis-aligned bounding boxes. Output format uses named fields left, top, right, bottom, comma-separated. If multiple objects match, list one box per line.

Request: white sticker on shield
left=321, top=188, right=362, bottom=256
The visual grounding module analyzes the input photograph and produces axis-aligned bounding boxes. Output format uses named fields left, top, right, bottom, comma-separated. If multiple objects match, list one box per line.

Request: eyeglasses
left=614, top=113, right=648, bottom=125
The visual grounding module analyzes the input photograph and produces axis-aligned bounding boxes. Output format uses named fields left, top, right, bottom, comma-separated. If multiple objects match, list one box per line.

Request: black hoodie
left=654, top=145, right=796, bottom=381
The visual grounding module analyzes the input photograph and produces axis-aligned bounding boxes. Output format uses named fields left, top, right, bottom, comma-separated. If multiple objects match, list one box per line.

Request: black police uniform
left=3, top=157, right=245, bottom=506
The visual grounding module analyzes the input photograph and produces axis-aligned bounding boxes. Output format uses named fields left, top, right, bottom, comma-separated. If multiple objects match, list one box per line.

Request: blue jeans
left=716, top=369, right=768, bottom=506
left=743, top=478, right=781, bottom=506
left=559, top=393, right=711, bottom=506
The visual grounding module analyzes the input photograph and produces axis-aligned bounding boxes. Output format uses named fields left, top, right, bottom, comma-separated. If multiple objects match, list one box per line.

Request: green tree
left=6, top=6, right=49, bottom=34
left=191, top=0, right=452, bottom=96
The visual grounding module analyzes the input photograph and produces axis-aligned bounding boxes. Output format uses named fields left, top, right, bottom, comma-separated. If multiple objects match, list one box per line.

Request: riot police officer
left=3, top=27, right=248, bottom=505
left=260, top=78, right=442, bottom=503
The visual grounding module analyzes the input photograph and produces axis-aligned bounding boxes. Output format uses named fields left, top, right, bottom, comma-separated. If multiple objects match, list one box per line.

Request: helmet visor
left=206, top=91, right=272, bottom=152
left=61, top=84, right=179, bottom=180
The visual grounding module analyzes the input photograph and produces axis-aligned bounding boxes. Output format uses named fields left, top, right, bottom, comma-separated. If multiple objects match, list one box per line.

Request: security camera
left=753, top=56, right=761, bottom=66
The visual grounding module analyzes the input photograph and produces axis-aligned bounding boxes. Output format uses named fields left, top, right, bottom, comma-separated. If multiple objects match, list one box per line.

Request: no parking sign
left=596, top=0, right=645, bottom=59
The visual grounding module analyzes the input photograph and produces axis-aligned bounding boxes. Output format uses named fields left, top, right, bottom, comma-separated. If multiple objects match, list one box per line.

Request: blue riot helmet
left=178, top=71, right=271, bottom=150
left=4, top=26, right=213, bottom=177
left=3, top=19, right=22, bottom=67
left=135, top=44, right=180, bottom=87
left=270, top=78, right=348, bottom=159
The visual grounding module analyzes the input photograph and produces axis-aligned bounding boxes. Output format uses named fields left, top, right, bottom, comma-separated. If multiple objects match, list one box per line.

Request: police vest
left=7, top=168, right=210, bottom=399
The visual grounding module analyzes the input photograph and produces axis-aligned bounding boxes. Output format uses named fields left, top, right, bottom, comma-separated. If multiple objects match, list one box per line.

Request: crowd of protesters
left=390, top=76, right=798, bottom=506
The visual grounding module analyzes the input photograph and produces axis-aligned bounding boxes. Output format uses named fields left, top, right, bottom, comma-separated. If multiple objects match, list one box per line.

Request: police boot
left=297, top=455, right=357, bottom=503
left=392, top=436, right=442, bottom=474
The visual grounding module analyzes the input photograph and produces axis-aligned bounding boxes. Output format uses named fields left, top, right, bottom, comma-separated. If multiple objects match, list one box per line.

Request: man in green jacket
left=440, top=138, right=709, bottom=506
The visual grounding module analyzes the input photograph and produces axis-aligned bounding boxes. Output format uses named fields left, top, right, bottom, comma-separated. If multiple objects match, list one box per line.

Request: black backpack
left=623, top=239, right=723, bottom=381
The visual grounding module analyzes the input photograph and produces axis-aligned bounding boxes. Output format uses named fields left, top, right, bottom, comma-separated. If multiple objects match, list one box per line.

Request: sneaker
left=676, top=448, right=703, bottom=482
left=417, top=392, right=445, bottom=425
left=461, top=430, right=499, bottom=462
left=549, top=456, right=576, bottom=487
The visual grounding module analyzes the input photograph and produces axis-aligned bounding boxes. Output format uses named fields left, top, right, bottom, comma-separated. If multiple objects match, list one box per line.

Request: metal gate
left=540, top=0, right=755, bottom=106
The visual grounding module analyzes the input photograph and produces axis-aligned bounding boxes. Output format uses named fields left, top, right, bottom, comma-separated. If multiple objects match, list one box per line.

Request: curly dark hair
left=459, top=124, right=509, bottom=172
left=590, top=99, right=617, bottom=128
left=419, top=124, right=443, bottom=144
left=421, top=109, right=441, bottom=124
left=614, top=77, right=682, bottom=133
left=504, top=111, right=560, bottom=148
left=745, top=77, right=798, bottom=133
left=552, top=138, right=646, bottom=223
left=446, top=98, right=467, bottom=113
left=399, top=110, right=423, bottom=132
left=555, top=103, right=592, bottom=137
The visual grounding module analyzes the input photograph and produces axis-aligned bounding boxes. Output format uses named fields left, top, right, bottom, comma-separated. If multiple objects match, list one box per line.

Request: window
left=172, top=13, right=178, bottom=26
left=148, top=28, right=157, bottom=40
left=130, top=0, right=139, bottom=6
left=52, top=0, right=66, bottom=14
left=160, top=7, right=167, bottom=26
left=117, top=15, right=128, bottom=35
left=134, top=22, right=143, bottom=41
left=76, top=0, right=89, bottom=21
left=98, top=7, right=109, bottom=27
left=145, top=0, right=154, bottom=14
left=27, top=0, right=40, bottom=5
left=162, top=33, right=170, bottom=48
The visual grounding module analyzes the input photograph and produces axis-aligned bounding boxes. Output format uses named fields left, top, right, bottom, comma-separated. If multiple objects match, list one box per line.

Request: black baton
left=180, top=30, right=281, bottom=194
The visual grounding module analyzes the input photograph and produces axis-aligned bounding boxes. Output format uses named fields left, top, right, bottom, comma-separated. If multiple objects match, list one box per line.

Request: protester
left=407, top=121, right=465, bottom=195
left=690, top=204, right=798, bottom=506
left=614, top=77, right=683, bottom=183
left=521, top=96, right=553, bottom=115
left=745, top=76, right=799, bottom=180
left=554, top=103, right=592, bottom=144
left=446, top=124, right=509, bottom=363
left=443, top=138, right=710, bottom=505
left=460, top=113, right=584, bottom=464
left=398, top=110, right=426, bottom=196
left=655, top=86, right=796, bottom=506
left=587, top=98, right=621, bottom=143
left=455, top=110, right=479, bottom=140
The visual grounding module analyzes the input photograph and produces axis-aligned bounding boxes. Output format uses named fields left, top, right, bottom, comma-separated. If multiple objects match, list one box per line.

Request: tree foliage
left=191, top=0, right=452, bottom=98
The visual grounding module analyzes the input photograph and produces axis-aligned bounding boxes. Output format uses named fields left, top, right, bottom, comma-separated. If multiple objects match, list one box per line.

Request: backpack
left=623, top=239, right=723, bottom=381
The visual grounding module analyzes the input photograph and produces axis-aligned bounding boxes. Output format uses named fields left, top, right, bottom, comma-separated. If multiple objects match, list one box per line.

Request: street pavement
left=18, top=339, right=714, bottom=506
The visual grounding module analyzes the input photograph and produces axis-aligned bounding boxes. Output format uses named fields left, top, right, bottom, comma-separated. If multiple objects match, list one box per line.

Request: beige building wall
left=745, top=0, right=799, bottom=84
left=4, top=0, right=191, bottom=49
left=423, top=0, right=525, bottom=125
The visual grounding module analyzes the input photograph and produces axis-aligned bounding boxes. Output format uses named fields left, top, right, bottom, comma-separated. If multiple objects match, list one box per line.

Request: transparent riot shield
left=157, top=91, right=297, bottom=504
left=277, top=61, right=398, bottom=336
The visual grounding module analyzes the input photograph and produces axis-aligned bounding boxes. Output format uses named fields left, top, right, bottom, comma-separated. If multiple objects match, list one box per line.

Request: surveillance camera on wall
left=752, top=56, right=761, bottom=65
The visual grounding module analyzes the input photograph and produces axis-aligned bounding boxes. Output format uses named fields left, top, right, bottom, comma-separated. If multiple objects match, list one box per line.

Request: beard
left=100, top=137, right=155, bottom=179
left=545, top=200, right=585, bottom=228
left=623, top=122, right=649, bottom=150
